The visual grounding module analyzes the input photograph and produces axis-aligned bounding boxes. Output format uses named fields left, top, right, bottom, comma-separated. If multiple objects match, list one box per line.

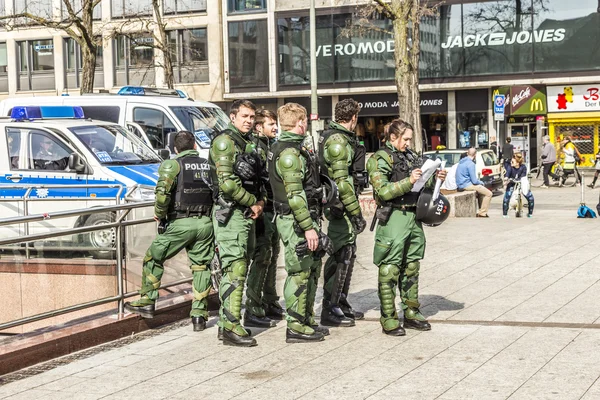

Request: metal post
left=116, top=216, right=125, bottom=314
left=309, top=0, right=318, bottom=145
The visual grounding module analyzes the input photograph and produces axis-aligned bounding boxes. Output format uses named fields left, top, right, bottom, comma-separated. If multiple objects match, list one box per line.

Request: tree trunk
left=392, top=0, right=423, bottom=153
left=80, top=46, right=97, bottom=94
left=153, top=0, right=174, bottom=89
left=409, top=0, right=423, bottom=153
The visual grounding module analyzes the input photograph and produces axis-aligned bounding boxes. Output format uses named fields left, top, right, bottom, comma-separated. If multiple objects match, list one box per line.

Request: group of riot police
left=125, top=98, right=450, bottom=346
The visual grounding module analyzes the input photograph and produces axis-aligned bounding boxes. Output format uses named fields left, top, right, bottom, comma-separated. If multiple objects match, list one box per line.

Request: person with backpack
left=560, top=135, right=582, bottom=186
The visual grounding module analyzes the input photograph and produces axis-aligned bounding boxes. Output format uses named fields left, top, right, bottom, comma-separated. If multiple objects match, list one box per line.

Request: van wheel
left=84, top=213, right=116, bottom=259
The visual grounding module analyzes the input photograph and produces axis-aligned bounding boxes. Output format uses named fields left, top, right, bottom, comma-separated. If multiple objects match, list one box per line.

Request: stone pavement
left=1, top=185, right=600, bottom=399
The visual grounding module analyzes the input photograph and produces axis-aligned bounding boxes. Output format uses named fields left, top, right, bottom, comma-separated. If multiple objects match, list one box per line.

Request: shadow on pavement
left=420, top=295, right=465, bottom=318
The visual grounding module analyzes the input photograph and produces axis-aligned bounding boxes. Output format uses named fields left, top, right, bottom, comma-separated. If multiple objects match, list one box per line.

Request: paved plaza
left=1, top=185, right=600, bottom=399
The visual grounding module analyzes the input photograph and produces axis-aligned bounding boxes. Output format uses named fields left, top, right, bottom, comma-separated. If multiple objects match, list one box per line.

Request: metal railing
left=0, top=186, right=194, bottom=332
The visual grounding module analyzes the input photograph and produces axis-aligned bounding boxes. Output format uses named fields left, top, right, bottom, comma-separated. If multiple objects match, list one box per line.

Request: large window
left=65, top=38, right=104, bottom=89
left=164, top=0, right=206, bottom=14
left=114, top=35, right=155, bottom=86
left=14, top=0, right=52, bottom=19
left=228, top=20, right=269, bottom=90
left=0, top=43, right=7, bottom=92
left=63, top=0, right=102, bottom=20
left=18, top=39, right=55, bottom=91
left=112, top=0, right=152, bottom=17
left=228, top=0, right=266, bottom=13
left=167, top=28, right=209, bottom=83
left=457, top=112, right=489, bottom=149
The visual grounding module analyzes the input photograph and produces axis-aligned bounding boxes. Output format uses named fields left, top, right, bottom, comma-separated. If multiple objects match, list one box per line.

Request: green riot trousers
left=322, top=211, right=356, bottom=302
left=373, top=210, right=426, bottom=331
left=245, top=211, right=281, bottom=317
left=139, top=216, right=214, bottom=318
left=276, top=215, right=322, bottom=335
left=214, top=208, right=256, bottom=336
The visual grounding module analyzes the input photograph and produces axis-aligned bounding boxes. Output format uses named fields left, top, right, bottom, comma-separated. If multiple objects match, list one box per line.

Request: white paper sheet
left=411, top=158, right=442, bottom=192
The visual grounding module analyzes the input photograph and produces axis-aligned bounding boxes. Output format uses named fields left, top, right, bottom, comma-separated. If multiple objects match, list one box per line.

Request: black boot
left=264, top=302, right=285, bottom=320
left=222, top=329, right=257, bottom=347
left=403, top=318, right=431, bottom=331
left=244, top=311, right=276, bottom=328
left=311, top=324, right=330, bottom=336
left=286, top=328, right=325, bottom=343
left=340, top=295, right=364, bottom=320
left=192, top=316, right=206, bottom=332
left=124, top=301, right=155, bottom=319
left=382, top=326, right=406, bottom=336
left=320, top=303, right=355, bottom=327
left=588, top=180, right=597, bottom=189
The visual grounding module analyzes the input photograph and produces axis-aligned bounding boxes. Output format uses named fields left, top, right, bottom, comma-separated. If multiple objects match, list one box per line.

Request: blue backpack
left=578, top=204, right=597, bottom=218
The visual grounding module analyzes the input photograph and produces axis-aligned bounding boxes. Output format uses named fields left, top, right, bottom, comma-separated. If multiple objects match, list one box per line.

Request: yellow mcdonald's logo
left=530, top=98, right=544, bottom=112
left=493, top=89, right=500, bottom=96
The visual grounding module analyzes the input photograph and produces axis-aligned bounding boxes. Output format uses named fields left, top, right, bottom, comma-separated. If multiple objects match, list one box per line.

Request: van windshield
left=170, top=106, right=229, bottom=149
left=69, top=125, right=162, bottom=165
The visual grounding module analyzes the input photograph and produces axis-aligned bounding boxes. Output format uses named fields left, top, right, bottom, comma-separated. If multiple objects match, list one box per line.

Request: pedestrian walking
left=366, top=119, right=446, bottom=336
left=503, top=153, right=534, bottom=218
left=456, top=148, right=493, bottom=217
left=244, top=109, right=284, bottom=327
left=124, top=131, right=214, bottom=332
left=587, top=149, right=600, bottom=189
left=559, top=135, right=582, bottom=186
left=318, top=98, right=367, bottom=328
left=540, top=135, right=558, bottom=188
left=502, top=137, right=514, bottom=173
left=270, top=102, right=333, bottom=343
left=209, top=99, right=266, bottom=347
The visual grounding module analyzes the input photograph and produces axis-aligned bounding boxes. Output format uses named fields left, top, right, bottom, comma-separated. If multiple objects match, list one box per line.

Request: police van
left=0, top=87, right=230, bottom=159
left=0, top=106, right=162, bottom=258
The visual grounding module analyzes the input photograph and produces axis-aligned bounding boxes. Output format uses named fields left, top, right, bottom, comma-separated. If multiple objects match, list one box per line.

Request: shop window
left=457, top=112, right=489, bottom=149
left=164, top=0, right=206, bottom=14
left=132, top=107, right=177, bottom=149
left=63, top=0, right=102, bottom=20
left=114, top=35, right=155, bottom=86
left=0, top=43, right=7, bottom=92
left=112, top=0, right=152, bottom=18
left=228, top=20, right=268, bottom=90
left=167, top=28, right=209, bottom=83
left=18, top=39, right=56, bottom=91
left=65, top=38, right=104, bottom=89
left=228, top=0, right=266, bottom=13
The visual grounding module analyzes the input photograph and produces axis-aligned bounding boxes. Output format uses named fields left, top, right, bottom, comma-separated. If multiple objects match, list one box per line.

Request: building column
left=7, top=39, right=18, bottom=95
left=447, top=90, right=457, bottom=149
left=488, top=88, right=497, bottom=142
left=53, top=35, right=65, bottom=95
left=267, top=0, right=277, bottom=93
left=103, top=36, right=115, bottom=90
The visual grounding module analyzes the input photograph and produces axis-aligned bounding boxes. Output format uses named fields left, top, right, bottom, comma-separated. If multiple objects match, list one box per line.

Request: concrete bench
left=358, top=189, right=477, bottom=218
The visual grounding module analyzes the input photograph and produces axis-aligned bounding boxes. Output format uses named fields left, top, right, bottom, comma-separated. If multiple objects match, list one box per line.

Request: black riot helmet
left=320, top=174, right=339, bottom=208
left=416, top=188, right=450, bottom=227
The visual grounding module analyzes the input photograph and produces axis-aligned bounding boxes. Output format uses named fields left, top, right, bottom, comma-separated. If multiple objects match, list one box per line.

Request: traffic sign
left=494, top=94, right=505, bottom=121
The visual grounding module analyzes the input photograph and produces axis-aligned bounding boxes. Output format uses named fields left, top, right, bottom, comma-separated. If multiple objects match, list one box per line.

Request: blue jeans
left=503, top=185, right=534, bottom=216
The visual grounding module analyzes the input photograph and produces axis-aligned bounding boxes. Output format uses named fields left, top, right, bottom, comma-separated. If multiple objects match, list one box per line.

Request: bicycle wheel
left=529, top=167, right=544, bottom=187
left=563, top=170, right=578, bottom=187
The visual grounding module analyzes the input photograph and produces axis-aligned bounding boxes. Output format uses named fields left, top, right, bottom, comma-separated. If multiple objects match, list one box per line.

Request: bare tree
left=0, top=0, right=102, bottom=94
left=353, top=1, right=438, bottom=153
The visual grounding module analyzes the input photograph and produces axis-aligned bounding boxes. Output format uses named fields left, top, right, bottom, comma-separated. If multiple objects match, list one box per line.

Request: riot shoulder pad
left=278, top=147, right=303, bottom=173
left=158, top=159, right=180, bottom=178
left=211, top=134, right=235, bottom=155
left=325, top=138, right=349, bottom=163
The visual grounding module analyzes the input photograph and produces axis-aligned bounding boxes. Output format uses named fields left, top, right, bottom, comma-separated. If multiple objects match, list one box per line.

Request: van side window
left=29, top=132, right=71, bottom=171
left=80, top=106, right=120, bottom=123
left=6, top=129, right=21, bottom=170
left=133, top=108, right=177, bottom=150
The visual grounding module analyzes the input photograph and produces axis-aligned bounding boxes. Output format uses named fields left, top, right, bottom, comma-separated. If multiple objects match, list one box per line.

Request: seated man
left=456, top=148, right=492, bottom=218
left=34, top=137, right=68, bottom=170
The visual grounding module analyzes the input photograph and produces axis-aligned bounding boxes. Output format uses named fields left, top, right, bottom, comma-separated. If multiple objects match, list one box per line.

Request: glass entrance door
left=509, top=123, right=530, bottom=166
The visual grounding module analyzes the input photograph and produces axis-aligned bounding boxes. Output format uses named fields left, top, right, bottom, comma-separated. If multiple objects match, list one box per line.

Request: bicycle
left=507, top=178, right=526, bottom=218
left=529, top=161, right=578, bottom=188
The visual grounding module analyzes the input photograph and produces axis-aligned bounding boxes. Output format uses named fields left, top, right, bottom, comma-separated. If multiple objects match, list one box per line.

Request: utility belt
left=369, top=203, right=416, bottom=231
left=167, top=205, right=212, bottom=221
left=214, top=197, right=252, bottom=225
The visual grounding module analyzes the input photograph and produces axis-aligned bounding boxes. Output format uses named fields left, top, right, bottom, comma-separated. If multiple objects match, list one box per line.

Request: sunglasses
left=42, top=141, right=52, bottom=145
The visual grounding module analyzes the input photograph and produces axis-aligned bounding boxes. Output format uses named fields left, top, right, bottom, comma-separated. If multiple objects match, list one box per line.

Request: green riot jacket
left=367, top=141, right=435, bottom=207
left=209, top=123, right=266, bottom=207
left=269, top=130, right=317, bottom=231
left=154, top=149, right=198, bottom=218
left=319, top=121, right=361, bottom=217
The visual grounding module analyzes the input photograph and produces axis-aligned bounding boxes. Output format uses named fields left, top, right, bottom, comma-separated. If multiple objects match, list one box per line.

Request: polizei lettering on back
left=441, top=29, right=566, bottom=49
left=184, top=163, right=210, bottom=171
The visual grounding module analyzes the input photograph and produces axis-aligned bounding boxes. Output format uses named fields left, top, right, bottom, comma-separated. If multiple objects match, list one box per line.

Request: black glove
left=234, top=153, right=257, bottom=181
left=316, top=231, right=334, bottom=257
left=157, top=219, right=168, bottom=235
left=295, top=240, right=309, bottom=258
left=350, top=214, right=367, bottom=234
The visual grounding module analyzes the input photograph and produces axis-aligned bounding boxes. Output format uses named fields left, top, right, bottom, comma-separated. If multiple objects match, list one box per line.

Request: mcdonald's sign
left=530, top=98, right=545, bottom=112
left=492, top=85, right=547, bottom=116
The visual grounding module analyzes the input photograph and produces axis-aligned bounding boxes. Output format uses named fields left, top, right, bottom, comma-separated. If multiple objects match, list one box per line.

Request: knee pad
left=405, top=261, right=420, bottom=278
left=230, top=259, right=247, bottom=279
left=378, top=264, right=400, bottom=283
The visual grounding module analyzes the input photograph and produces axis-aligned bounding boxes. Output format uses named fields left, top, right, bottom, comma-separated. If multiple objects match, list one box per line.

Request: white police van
left=0, top=87, right=231, bottom=159
left=0, top=106, right=162, bottom=258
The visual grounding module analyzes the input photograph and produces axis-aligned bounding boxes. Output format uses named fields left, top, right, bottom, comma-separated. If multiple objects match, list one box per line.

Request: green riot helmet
left=416, top=188, right=450, bottom=227
left=320, top=174, right=339, bottom=208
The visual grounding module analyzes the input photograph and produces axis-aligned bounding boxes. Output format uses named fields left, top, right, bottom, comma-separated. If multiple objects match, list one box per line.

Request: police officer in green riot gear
left=318, top=98, right=367, bottom=327
left=367, top=119, right=446, bottom=336
left=124, top=131, right=215, bottom=332
left=209, top=99, right=266, bottom=347
left=244, top=109, right=285, bottom=327
left=270, top=103, right=333, bottom=343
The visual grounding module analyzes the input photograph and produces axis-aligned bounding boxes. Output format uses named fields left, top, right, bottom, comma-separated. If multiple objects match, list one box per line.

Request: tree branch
left=372, top=0, right=396, bottom=20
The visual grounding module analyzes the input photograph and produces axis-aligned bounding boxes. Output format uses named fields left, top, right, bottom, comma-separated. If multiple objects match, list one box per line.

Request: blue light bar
left=11, top=106, right=85, bottom=121
left=176, top=89, right=187, bottom=99
left=118, top=86, right=145, bottom=95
